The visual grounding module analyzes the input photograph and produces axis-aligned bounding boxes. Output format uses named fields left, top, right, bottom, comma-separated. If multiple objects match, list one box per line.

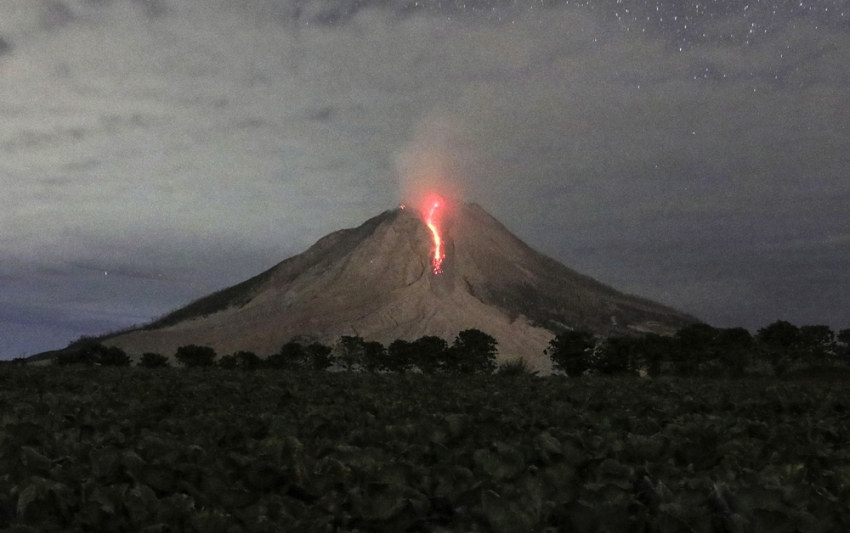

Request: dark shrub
left=547, top=330, right=595, bottom=377
left=93, top=345, right=131, bottom=367
left=139, top=352, right=170, bottom=368
left=593, top=336, right=640, bottom=375
left=638, top=333, right=676, bottom=377
left=234, top=351, right=262, bottom=370
left=757, top=321, right=802, bottom=376
left=53, top=351, right=95, bottom=366
left=53, top=343, right=130, bottom=366
left=266, top=342, right=304, bottom=369
left=174, top=345, right=216, bottom=368
left=715, top=327, right=753, bottom=377
left=218, top=354, right=239, bottom=369
left=497, top=357, right=538, bottom=377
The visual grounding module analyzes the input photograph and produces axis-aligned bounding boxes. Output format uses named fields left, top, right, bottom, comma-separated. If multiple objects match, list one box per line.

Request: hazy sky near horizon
left=2, top=0, right=849, bottom=358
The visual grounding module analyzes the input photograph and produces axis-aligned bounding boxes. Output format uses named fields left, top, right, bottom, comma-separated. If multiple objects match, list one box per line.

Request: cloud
left=2, top=5, right=844, bottom=245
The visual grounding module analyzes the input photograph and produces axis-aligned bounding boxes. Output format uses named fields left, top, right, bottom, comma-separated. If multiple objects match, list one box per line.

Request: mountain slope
left=102, top=202, right=697, bottom=371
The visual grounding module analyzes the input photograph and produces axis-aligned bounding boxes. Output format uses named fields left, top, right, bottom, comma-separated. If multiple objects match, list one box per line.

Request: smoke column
left=395, top=111, right=473, bottom=209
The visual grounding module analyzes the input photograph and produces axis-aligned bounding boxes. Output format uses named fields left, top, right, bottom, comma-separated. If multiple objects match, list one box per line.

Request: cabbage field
left=1, top=366, right=848, bottom=532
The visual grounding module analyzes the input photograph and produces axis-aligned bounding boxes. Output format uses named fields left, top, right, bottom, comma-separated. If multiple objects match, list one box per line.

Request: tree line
left=42, top=329, right=504, bottom=375
left=21, top=319, right=850, bottom=378
left=548, top=320, right=850, bottom=377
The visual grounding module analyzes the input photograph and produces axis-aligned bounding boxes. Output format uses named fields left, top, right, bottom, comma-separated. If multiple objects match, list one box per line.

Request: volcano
left=102, top=201, right=696, bottom=371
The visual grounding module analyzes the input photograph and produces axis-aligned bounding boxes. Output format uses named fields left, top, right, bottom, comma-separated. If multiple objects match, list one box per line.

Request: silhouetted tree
left=53, top=343, right=130, bottom=366
left=93, top=345, right=131, bottom=367
left=798, top=325, right=835, bottom=365
left=235, top=350, right=262, bottom=370
left=593, top=336, right=639, bottom=375
left=409, top=336, right=448, bottom=374
left=53, top=350, right=95, bottom=366
left=218, top=354, right=239, bottom=369
left=715, top=327, right=753, bottom=377
left=637, top=333, right=676, bottom=377
left=139, top=352, right=169, bottom=368
left=306, top=343, right=334, bottom=371
left=674, top=323, right=719, bottom=376
left=838, top=329, right=850, bottom=364
left=220, top=351, right=262, bottom=370
left=175, top=345, right=217, bottom=368
left=264, top=353, right=286, bottom=369
left=362, top=340, right=388, bottom=373
left=547, top=330, right=595, bottom=377
left=757, top=320, right=801, bottom=347
left=756, top=320, right=801, bottom=375
left=267, top=341, right=306, bottom=369
left=447, top=329, right=497, bottom=374
left=337, top=336, right=365, bottom=372
left=439, top=346, right=463, bottom=373
left=387, top=340, right=416, bottom=372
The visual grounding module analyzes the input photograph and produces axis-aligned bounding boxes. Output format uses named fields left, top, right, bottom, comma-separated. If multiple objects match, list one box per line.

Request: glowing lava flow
left=423, top=196, right=445, bottom=274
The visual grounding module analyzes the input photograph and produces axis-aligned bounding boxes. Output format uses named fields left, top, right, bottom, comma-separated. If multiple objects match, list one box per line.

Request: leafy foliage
left=547, top=330, right=596, bottom=376
left=713, top=327, right=753, bottom=377
left=91, top=345, right=131, bottom=367
left=217, top=353, right=239, bottom=369
left=174, top=345, right=217, bottom=368
left=235, top=350, right=263, bottom=370
left=755, top=320, right=845, bottom=374
left=444, top=329, right=498, bottom=374
left=757, top=319, right=802, bottom=348
left=386, top=340, right=416, bottom=373
left=305, top=343, right=334, bottom=371
left=1, top=366, right=848, bottom=532
left=551, top=321, right=847, bottom=378
left=52, top=344, right=130, bottom=367
left=408, top=336, right=447, bottom=374
left=336, top=335, right=365, bottom=372
left=361, top=340, right=388, bottom=373
left=757, top=320, right=801, bottom=375
left=267, top=341, right=306, bottom=369
left=53, top=350, right=95, bottom=366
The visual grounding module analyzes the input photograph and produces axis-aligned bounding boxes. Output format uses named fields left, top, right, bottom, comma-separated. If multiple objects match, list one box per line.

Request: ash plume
left=395, top=111, right=482, bottom=210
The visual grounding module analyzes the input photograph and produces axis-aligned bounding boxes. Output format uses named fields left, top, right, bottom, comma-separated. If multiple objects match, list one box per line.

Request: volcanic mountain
left=101, top=201, right=697, bottom=371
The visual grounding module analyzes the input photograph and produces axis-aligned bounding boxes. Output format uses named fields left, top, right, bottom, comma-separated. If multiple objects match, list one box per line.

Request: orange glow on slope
left=423, top=195, right=445, bottom=274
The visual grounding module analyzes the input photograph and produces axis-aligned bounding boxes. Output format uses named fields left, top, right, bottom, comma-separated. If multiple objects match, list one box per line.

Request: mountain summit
left=104, top=202, right=696, bottom=370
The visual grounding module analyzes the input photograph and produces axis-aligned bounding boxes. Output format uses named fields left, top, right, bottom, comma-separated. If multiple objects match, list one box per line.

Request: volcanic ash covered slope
left=106, top=203, right=696, bottom=371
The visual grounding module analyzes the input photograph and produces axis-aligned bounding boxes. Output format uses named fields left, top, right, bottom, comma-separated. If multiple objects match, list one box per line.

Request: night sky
left=2, top=0, right=848, bottom=359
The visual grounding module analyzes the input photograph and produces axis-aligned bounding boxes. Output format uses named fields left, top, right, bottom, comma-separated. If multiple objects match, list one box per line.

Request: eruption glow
left=423, top=195, right=445, bottom=275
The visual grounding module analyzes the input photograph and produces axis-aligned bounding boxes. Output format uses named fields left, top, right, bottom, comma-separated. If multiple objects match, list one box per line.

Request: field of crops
left=1, top=367, right=848, bottom=532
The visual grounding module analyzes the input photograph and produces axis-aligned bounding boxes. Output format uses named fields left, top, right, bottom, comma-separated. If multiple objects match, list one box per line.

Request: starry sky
left=1, top=0, right=848, bottom=359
